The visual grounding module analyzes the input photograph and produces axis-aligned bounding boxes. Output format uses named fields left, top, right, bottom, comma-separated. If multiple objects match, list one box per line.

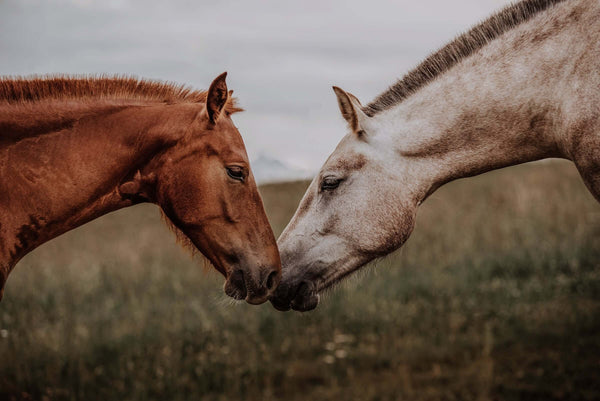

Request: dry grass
left=1, top=159, right=599, bottom=400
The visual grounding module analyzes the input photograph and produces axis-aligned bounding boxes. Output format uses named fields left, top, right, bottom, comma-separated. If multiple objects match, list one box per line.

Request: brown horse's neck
left=0, top=100, right=194, bottom=285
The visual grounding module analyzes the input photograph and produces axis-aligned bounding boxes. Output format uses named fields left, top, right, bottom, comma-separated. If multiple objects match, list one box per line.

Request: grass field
left=1, top=159, right=599, bottom=401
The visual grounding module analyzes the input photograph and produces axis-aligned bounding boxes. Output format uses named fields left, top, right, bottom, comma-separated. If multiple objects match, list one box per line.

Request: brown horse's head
left=120, top=73, right=280, bottom=304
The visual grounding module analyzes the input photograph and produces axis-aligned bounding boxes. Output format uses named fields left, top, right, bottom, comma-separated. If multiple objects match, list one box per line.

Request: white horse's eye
left=320, top=177, right=343, bottom=191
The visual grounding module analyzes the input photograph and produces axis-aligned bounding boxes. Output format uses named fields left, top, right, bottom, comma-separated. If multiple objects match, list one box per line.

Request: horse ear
left=346, top=92, right=362, bottom=107
left=332, top=86, right=367, bottom=135
left=206, top=72, right=229, bottom=123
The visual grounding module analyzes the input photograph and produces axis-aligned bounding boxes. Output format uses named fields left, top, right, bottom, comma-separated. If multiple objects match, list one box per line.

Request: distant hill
left=251, top=153, right=313, bottom=184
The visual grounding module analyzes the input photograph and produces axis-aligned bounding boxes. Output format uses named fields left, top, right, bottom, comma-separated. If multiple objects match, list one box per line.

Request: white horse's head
left=270, top=87, right=420, bottom=311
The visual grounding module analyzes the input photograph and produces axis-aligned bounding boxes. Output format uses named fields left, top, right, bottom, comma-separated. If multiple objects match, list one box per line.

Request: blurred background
left=1, top=0, right=600, bottom=400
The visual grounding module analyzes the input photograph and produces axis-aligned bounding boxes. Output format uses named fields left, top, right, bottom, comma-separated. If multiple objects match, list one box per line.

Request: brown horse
left=0, top=73, right=280, bottom=305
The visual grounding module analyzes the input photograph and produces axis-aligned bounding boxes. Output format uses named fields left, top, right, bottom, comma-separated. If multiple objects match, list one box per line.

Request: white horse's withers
left=271, top=0, right=600, bottom=311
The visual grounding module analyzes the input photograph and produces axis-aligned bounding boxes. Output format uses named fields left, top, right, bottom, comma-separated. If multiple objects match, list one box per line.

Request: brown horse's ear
left=332, top=86, right=368, bottom=136
left=119, top=171, right=156, bottom=200
left=206, top=72, right=229, bottom=123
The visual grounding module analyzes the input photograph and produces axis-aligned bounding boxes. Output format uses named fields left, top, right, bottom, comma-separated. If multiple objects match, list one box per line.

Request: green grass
left=1, top=160, right=599, bottom=400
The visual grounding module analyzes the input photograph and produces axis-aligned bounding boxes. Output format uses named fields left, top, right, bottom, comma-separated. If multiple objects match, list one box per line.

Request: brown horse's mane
left=0, top=75, right=242, bottom=113
left=363, top=0, right=566, bottom=116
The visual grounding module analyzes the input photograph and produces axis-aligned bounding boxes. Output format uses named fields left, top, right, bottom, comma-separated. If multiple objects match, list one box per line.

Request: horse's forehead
left=217, top=124, right=249, bottom=161
left=325, top=152, right=368, bottom=173
left=199, top=119, right=249, bottom=160
left=211, top=124, right=245, bottom=148
left=323, top=135, right=368, bottom=172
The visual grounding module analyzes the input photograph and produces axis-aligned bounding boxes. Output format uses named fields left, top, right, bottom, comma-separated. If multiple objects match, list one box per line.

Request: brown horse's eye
left=226, top=166, right=245, bottom=182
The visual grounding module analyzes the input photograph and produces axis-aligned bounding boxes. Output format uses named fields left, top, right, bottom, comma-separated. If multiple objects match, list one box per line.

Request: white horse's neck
left=271, top=0, right=600, bottom=310
left=371, top=0, right=587, bottom=203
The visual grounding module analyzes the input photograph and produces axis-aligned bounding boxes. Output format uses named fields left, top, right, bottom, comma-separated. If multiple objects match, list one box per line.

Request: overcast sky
left=0, top=0, right=511, bottom=169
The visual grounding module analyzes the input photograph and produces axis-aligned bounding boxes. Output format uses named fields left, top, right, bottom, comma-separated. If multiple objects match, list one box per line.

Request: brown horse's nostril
left=266, top=270, right=279, bottom=292
left=224, top=269, right=247, bottom=300
left=242, top=267, right=280, bottom=305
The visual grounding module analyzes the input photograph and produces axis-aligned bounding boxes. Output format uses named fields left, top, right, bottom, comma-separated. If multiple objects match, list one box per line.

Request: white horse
left=270, top=0, right=600, bottom=311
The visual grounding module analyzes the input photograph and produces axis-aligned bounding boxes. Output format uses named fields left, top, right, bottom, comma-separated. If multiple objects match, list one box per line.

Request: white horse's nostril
left=265, top=270, right=279, bottom=292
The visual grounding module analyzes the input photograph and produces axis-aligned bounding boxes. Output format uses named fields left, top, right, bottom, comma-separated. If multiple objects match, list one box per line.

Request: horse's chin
left=291, top=292, right=320, bottom=312
left=223, top=276, right=246, bottom=300
left=269, top=280, right=320, bottom=312
left=270, top=294, right=319, bottom=312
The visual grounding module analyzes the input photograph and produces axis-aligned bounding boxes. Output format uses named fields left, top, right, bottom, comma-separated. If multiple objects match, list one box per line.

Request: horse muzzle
left=269, top=279, right=319, bottom=312
left=224, top=266, right=280, bottom=305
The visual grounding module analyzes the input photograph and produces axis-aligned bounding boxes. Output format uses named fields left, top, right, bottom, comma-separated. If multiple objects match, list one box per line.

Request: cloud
left=0, top=0, right=511, bottom=168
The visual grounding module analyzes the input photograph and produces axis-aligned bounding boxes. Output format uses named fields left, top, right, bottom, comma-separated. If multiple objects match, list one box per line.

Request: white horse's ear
left=332, top=86, right=368, bottom=136
left=346, top=92, right=362, bottom=107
